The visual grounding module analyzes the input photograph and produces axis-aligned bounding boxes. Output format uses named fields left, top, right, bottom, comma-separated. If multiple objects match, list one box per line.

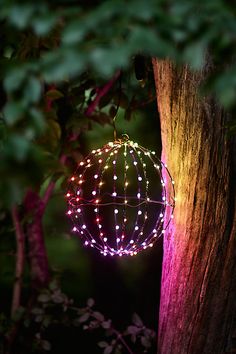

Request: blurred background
left=0, top=77, right=162, bottom=353
left=2, top=0, right=235, bottom=353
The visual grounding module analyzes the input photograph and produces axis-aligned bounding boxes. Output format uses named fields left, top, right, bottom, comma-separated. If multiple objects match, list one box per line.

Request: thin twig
left=11, top=206, right=25, bottom=317
left=89, top=310, right=134, bottom=354
left=113, top=328, right=134, bottom=354
left=85, top=70, right=121, bottom=116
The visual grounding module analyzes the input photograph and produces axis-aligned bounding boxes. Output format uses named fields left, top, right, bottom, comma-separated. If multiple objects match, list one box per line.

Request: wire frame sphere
left=66, top=136, right=175, bottom=257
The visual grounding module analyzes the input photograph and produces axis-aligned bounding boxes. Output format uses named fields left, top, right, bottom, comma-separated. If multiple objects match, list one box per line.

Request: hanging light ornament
left=66, top=135, right=175, bottom=256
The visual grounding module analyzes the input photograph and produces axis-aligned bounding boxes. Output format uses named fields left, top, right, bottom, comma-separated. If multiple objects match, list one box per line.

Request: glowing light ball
left=66, top=136, right=175, bottom=256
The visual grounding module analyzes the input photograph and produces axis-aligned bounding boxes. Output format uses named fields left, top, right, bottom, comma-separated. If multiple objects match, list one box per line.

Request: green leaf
left=127, top=325, right=139, bottom=335
left=3, top=101, right=24, bottom=125
left=31, top=308, right=44, bottom=315
left=24, top=77, right=42, bottom=103
left=51, top=291, right=65, bottom=303
left=109, top=106, right=117, bottom=118
left=217, top=86, right=236, bottom=107
left=102, top=320, right=112, bottom=329
left=4, top=67, right=26, bottom=93
left=32, top=14, right=57, bottom=36
left=183, top=41, right=206, bottom=69
left=62, top=2, right=117, bottom=45
left=93, top=311, right=105, bottom=321
left=98, top=341, right=109, bottom=348
left=90, top=47, right=129, bottom=77
left=29, top=108, right=46, bottom=133
left=62, top=20, right=85, bottom=45
left=114, top=92, right=129, bottom=109
left=132, top=313, right=143, bottom=327
left=90, top=113, right=111, bottom=125
left=49, top=279, right=58, bottom=291
left=46, top=89, right=64, bottom=100
left=99, top=93, right=113, bottom=109
left=8, top=4, right=34, bottom=29
left=42, top=316, right=51, bottom=328
left=79, top=312, right=90, bottom=323
left=41, top=340, right=51, bottom=351
left=104, top=346, right=113, bottom=354
left=87, top=298, right=95, bottom=307
left=48, top=119, right=61, bottom=141
left=126, top=0, right=156, bottom=21
left=42, top=50, right=85, bottom=82
left=38, top=294, right=50, bottom=303
left=4, top=134, right=30, bottom=161
left=141, top=336, right=151, bottom=348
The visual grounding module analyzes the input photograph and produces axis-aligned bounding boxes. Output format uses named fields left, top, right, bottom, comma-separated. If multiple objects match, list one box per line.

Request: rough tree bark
left=153, top=59, right=236, bottom=354
left=24, top=190, right=50, bottom=289
left=11, top=206, right=25, bottom=316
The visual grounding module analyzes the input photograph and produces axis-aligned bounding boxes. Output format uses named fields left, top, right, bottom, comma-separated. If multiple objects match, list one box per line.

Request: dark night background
left=2, top=0, right=236, bottom=353
left=0, top=101, right=163, bottom=353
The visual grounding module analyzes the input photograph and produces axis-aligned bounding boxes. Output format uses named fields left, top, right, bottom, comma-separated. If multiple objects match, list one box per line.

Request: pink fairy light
left=66, top=136, right=175, bottom=257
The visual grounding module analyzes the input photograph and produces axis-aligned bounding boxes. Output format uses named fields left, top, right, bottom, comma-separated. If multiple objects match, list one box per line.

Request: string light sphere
left=66, top=135, right=175, bottom=257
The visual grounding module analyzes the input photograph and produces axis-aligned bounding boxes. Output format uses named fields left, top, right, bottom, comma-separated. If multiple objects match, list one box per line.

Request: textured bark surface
left=24, top=190, right=50, bottom=288
left=153, top=59, right=236, bottom=354
left=11, top=206, right=25, bottom=316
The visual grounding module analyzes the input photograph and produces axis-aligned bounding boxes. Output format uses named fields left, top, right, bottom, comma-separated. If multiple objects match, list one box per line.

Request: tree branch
left=42, top=154, right=67, bottom=205
left=24, top=154, right=67, bottom=289
left=24, top=190, right=50, bottom=289
left=113, top=329, right=134, bottom=354
left=11, top=206, right=25, bottom=317
left=85, top=70, right=121, bottom=116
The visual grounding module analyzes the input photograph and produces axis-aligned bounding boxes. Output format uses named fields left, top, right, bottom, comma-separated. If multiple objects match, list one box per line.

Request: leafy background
left=0, top=0, right=236, bottom=353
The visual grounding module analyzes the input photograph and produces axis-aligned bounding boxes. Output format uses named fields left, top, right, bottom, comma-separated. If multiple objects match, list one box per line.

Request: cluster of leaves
left=78, top=299, right=155, bottom=354
left=0, top=282, right=156, bottom=354
left=0, top=0, right=236, bottom=207
left=1, top=0, right=236, bottom=97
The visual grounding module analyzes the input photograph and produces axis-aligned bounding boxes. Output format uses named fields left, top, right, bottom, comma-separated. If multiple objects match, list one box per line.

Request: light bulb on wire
left=66, top=135, right=175, bottom=257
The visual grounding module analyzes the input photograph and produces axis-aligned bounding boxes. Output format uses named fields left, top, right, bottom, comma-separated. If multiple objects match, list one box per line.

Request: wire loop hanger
left=112, top=71, right=123, bottom=142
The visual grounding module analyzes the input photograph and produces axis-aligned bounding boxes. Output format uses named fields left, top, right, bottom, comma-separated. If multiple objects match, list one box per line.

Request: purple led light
left=66, top=137, right=175, bottom=257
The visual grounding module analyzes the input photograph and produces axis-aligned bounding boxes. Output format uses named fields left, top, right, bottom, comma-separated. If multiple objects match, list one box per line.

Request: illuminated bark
left=153, top=59, right=236, bottom=354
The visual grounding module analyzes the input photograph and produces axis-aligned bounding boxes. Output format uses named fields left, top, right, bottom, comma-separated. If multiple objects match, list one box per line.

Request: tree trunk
left=152, top=59, right=236, bottom=354
left=24, top=190, right=50, bottom=289
left=11, top=206, right=25, bottom=316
